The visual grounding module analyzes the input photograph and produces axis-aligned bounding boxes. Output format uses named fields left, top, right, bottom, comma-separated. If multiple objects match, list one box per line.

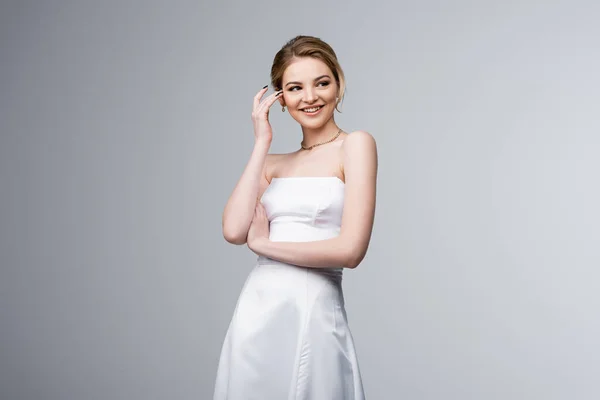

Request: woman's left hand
left=247, top=202, right=270, bottom=253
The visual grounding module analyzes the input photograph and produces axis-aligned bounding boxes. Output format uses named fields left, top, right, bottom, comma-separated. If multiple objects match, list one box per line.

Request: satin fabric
left=214, top=177, right=365, bottom=400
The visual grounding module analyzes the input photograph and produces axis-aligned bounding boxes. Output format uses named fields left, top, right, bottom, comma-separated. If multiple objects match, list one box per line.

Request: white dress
left=213, top=176, right=365, bottom=400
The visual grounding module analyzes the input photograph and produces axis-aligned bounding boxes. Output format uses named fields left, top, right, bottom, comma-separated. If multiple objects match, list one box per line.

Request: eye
left=288, top=86, right=301, bottom=91
left=318, top=81, right=330, bottom=87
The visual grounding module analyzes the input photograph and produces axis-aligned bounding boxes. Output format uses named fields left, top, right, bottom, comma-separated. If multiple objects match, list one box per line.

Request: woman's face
left=280, top=57, right=339, bottom=129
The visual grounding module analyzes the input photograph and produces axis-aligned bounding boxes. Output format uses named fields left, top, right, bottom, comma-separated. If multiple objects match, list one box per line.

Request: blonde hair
left=270, top=35, right=346, bottom=112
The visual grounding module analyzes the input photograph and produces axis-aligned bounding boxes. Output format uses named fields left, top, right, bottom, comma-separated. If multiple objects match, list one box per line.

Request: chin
left=292, top=109, right=334, bottom=127
left=295, top=118, right=327, bottom=130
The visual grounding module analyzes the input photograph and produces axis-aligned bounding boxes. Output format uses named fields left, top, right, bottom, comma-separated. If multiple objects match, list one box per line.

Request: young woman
left=214, top=35, right=377, bottom=400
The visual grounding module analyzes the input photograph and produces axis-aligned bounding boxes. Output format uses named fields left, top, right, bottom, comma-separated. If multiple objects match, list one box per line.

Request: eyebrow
left=284, top=75, right=331, bottom=87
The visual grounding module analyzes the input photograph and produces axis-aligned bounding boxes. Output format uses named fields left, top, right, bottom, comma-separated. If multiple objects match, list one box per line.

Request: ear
left=278, top=97, right=285, bottom=107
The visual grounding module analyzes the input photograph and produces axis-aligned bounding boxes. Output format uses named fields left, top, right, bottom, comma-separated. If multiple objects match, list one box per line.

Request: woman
left=214, top=35, right=377, bottom=400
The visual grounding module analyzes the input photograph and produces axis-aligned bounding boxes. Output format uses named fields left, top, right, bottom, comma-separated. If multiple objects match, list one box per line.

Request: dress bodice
left=259, top=176, right=345, bottom=243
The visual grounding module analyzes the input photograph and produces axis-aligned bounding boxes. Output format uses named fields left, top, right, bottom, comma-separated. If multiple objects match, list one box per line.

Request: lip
left=300, top=105, right=325, bottom=116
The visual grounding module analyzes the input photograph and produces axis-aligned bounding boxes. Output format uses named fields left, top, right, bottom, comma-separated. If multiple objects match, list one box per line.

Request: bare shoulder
left=264, top=151, right=295, bottom=181
left=342, top=130, right=377, bottom=150
left=340, top=131, right=377, bottom=176
left=341, top=131, right=377, bottom=165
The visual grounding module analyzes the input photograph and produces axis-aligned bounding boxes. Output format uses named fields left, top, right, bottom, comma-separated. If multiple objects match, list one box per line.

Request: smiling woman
left=215, top=35, right=377, bottom=400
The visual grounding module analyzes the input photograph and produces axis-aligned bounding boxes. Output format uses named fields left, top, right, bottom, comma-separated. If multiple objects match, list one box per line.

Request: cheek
left=285, top=93, right=301, bottom=105
left=324, top=87, right=338, bottom=101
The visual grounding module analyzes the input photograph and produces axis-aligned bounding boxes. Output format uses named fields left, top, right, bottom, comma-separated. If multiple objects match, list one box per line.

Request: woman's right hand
left=252, top=86, right=283, bottom=144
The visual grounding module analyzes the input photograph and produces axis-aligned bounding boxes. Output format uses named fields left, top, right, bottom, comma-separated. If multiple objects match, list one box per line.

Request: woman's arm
left=222, top=87, right=282, bottom=245
left=222, top=142, right=271, bottom=245
left=250, top=131, right=378, bottom=268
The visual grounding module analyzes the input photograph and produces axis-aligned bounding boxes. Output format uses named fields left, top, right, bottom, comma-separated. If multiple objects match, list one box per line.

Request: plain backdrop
left=1, top=1, right=599, bottom=399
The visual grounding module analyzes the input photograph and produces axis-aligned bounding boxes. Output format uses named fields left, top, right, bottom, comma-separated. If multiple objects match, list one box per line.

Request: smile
left=301, top=105, right=324, bottom=114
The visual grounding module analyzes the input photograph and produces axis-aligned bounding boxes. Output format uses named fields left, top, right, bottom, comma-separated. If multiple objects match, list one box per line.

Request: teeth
left=303, top=106, right=321, bottom=112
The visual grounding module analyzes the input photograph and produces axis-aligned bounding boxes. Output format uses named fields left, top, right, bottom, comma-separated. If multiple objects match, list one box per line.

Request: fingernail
left=263, top=85, right=268, bottom=89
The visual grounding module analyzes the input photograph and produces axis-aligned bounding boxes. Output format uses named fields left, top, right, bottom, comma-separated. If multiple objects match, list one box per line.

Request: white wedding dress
left=213, top=176, right=365, bottom=400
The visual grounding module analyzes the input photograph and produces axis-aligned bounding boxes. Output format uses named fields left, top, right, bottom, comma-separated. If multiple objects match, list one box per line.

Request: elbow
left=222, top=215, right=249, bottom=245
left=340, top=237, right=367, bottom=269
left=342, top=234, right=372, bottom=269
left=345, top=257, right=362, bottom=269
left=222, top=226, right=247, bottom=245
left=343, top=235, right=372, bottom=268
left=223, top=232, right=247, bottom=245
left=344, top=249, right=366, bottom=269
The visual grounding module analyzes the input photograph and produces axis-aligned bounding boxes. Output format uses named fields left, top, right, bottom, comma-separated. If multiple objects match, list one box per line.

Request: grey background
left=1, top=1, right=599, bottom=399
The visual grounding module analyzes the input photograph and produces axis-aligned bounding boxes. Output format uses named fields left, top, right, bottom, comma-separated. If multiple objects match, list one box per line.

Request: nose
left=303, top=87, right=318, bottom=104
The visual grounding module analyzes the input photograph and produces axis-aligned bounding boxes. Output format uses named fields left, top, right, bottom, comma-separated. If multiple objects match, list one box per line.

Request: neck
left=300, top=117, right=340, bottom=149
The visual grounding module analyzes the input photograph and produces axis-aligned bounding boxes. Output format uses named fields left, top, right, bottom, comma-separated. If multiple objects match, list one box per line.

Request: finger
left=256, top=92, right=281, bottom=114
left=256, top=90, right=283, bottom=114
left=253, top=85, right=270, bottom=110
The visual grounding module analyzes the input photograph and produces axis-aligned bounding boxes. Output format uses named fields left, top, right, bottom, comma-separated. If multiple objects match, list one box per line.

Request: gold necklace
left=300, top=128, right=343, bottom=150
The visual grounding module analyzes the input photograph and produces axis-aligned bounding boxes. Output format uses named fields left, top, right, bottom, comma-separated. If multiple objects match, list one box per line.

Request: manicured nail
left=263, top=85, right=268, bottom=89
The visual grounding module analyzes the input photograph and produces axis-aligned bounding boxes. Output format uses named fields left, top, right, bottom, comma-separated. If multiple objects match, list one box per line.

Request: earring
left=282, top=106, right=286, bottom=112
